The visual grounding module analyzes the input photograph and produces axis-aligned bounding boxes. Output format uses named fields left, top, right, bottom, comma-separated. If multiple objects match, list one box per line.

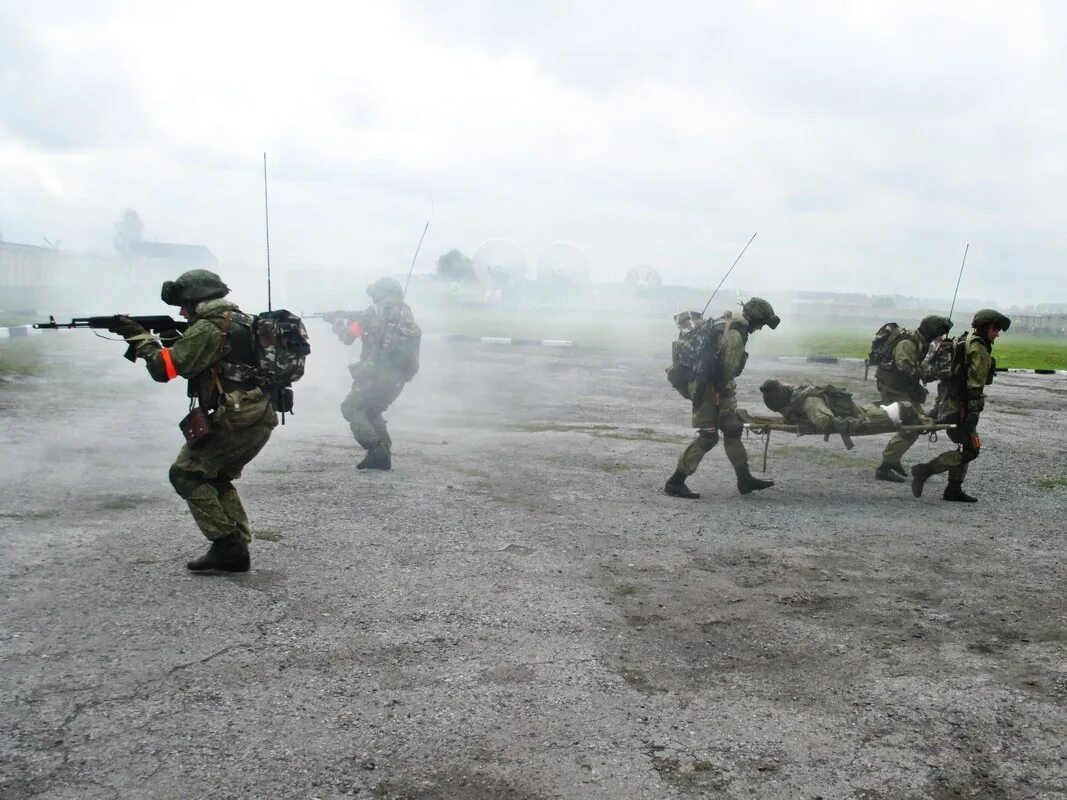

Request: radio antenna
left=263, top=152, right=273, bottom=312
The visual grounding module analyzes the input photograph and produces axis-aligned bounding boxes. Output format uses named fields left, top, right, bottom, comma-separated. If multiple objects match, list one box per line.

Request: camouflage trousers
left=340, top=371, right=405, bottom=451
left=923, top=417, right=981, bottom=482
left=676, top=384, right=749, bottom=477
left=879, top=387, right=925, bottom=465
left=168, top=402, right=277, bottom=542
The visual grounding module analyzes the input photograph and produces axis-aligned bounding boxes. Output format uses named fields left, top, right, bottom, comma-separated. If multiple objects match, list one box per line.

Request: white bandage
left=880, top=402, right=902, bottom=424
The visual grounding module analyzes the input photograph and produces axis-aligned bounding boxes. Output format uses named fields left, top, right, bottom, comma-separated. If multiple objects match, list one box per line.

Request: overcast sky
left=2, top=0, right=1065, bottom=305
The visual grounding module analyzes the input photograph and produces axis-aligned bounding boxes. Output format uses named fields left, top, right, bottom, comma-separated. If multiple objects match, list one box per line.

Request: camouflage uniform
left=760, top=381, right=928, bottom=436
left=115, top=270, right=277, bottom=572
left=335, top=278, right=420, bottom=469
left=666, top=297, right=780, bottom=498
left=911, top=310, right=1010, bottom=503
left=874, top=315, right=951, bottom=480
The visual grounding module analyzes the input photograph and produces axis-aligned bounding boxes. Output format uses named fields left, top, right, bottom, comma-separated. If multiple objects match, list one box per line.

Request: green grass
left=423, top=304, right=1067, bottom=370
left=1034, top=477, right=1067, bottom=490
left=756, top=332, right=1067, bottom=370
left=752, top=332, right=1067, bottom=370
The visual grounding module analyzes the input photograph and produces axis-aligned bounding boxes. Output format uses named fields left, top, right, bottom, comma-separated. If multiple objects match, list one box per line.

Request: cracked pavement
left=1, top=331, right=1065, bottom=799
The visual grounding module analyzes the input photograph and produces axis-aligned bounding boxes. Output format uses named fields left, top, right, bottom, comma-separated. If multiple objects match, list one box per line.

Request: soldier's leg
left=365, top=382, right=404, bottom=451
left=911, top=427, right=978, bottom=500
left=666, top=390, right=719, bottom=498
left=720, top=394, right=773, bottom=495
left=943, top=432, right=980, bottom=502
left=877, top=430, right=920, bottom=482
left=214, top=479, right=252, bottom=543
left=676, top=428, right=718, bottom=476
left=171, top=421, right=274, bottom=563
left=169, top=464, right=238, bottom=541
left=341, top=388, right=379, bottom=449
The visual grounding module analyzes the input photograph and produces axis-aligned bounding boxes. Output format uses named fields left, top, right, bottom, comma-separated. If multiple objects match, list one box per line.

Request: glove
left=963, top=411, right=980, bottom=432
left=108, top=315, right=147, bottom=338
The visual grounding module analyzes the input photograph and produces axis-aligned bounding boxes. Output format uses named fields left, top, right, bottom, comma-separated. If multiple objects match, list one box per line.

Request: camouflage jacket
left=334, top=300, right=421, bottom=380
left=935, top=333, right=994, bottom=419
left=875, top=330, right=932, bottom=402
left=780, top=384, right=859, bottom=423
left=128, top=298, right=270, bottom=419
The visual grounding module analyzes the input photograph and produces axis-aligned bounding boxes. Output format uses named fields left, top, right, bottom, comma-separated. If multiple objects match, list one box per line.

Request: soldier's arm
left=719, top=328, right=747, bottom=382
left=333, top=306, right=374, bottom=345
left=132, top=320, right=223, bottom=382
left=892, top=339, right=921, bottom=380
left=965, top=339, right=989, bottom=412
left=802, top=396, right=836, bottom=435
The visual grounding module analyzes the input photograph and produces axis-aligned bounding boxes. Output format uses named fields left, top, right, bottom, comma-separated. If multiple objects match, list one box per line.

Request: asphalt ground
left=1, top=330, right=1065, bottom=799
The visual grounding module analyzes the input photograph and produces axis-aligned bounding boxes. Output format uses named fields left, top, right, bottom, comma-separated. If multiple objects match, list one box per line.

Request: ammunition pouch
left=179, top=407, right=214, bottom=448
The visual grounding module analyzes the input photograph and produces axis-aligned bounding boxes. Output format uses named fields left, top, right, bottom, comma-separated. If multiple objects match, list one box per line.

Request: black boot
left=357, top=444, right=391, bottom=471
left=186, top=535, right=250, bottom=573
left=736, top=464, right=774, bottom=495
left=943, top=480, right=978, bottom=503
left=664, top=470, right=700, bottom=499
left=875, top=462, right=906, bottom=483
left=910, top=463, right=933, bottom=498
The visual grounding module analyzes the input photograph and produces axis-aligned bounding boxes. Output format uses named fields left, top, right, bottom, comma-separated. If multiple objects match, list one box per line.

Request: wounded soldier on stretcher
left=758, top=379, right=930, bottom=436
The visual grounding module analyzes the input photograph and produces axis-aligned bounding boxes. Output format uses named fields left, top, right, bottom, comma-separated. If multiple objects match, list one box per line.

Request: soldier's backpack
left=666, top=311, right=728, bottom=399
left=868, top=322, right=907, bottom=369
left=251, top=310, right=312, bottom=414
left=379, top=309, right=421, bottom=382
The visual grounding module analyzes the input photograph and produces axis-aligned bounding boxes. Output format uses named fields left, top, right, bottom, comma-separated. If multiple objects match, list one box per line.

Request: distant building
left=126, top=241, right=218, bottom=271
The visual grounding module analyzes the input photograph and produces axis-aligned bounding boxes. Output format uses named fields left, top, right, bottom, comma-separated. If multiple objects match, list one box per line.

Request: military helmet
left=160, top=270, right=230, bottom=306
left=759, top=379, right=793, bottom=412
left=367, top=277, right=404, bottom=303
left=971, top=308, right=1011, bottom=332
left=742, top=297, right=780, bottom=330
left=918, top=314, right=953, bottom=340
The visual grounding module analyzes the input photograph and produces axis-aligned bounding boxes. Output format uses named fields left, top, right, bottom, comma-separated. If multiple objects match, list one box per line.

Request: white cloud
left=1, top=0, right=1065, bottom=305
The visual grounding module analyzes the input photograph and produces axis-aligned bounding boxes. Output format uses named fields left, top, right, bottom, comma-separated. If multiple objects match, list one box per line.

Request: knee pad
left=208, top=476, right=236, bottom=495
left=168, top=465, right=204, bottom=499
left=720, top=414, right=744, bottom=440
left=697, top=428, right=719, bottom=448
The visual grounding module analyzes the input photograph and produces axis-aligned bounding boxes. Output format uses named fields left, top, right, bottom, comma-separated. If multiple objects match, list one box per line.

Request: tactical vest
left=360, top=301, right=421, bottom=381
left=188, top=308, right=258, bottom=406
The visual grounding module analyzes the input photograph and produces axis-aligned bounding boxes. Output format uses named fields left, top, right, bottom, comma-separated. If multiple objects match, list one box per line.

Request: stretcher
left=737, top=408, right=957, bottom=470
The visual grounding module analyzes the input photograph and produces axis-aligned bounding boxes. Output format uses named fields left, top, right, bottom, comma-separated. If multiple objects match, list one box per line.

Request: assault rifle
left=33, top=315, right=189, bottom=333
left=33, top=315, right=188, bottom=361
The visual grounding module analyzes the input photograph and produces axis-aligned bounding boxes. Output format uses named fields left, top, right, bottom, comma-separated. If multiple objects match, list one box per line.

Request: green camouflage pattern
left=674, top=315, right=761, bottom=477
left=171, top=412, right=277, bottom=541
left=334, top=300, right=421, bottom=381
left=923, top=329, right=998, bottom=483
left=334, top=294, right=421, bottom=451
left=118, top=294, right=277, bottom=544
left=340, top=370, right=405, bottom=449
left=761, top=381, right=927, bottom=436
